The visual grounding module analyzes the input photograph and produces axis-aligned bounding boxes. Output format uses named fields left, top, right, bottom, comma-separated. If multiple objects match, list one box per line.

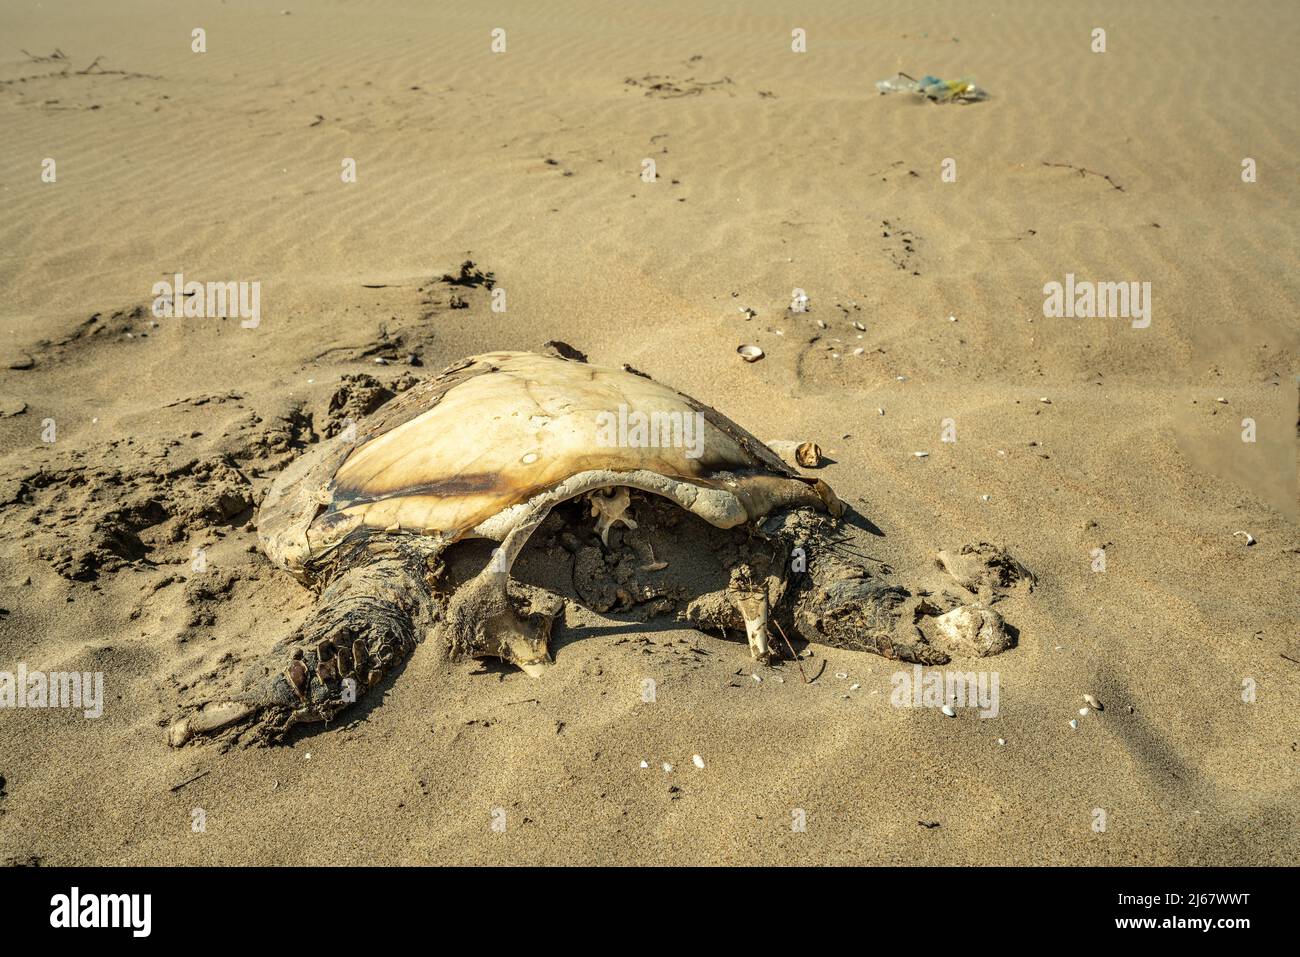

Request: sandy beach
left=0, top=0, right=1296, bottom=866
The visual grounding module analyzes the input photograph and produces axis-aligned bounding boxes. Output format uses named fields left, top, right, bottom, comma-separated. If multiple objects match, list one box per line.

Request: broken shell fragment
left=737, top=344, right=764, bottom=362
left=766, top=439, right=823, bottom=469
left=1083, top=694, right=1103, bottom=711
left=1233, top=530, right=1256, bottom=546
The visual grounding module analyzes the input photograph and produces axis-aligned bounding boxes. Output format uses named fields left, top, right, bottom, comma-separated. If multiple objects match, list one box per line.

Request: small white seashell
left=981, top=494, right=991, bottom=502
left=1215, top=396, right=1228, bottom=404
left=1079, top=707, right=1090, bottom=717
left=853, top=321, right=865, bottom=331
left=737, top=344, right=764, bottom=362
left=896, top=375, right=907, bottom=381
left=816, top=319, right=827, bottom=329
left=853, top=347, right=864, bottom=356
left=941, top=704, right=956, bottom=717
left=640, top=760, right=649, bottom=769
left=996, top=738, right=1006, bottom=746
left=751, top=673, right=762, bottom=682
left=850, top=683, right=860, bottom=691
left=692, top=754, right=705, bottom=769
left=662, top=762, right=673, bottom=772
left=947, top=315, right=957, bottom=322
left=877, top=408, right=885, bottom=416
left=1039, top=397, right=1051, bottom=404
left=1233, top=530, right=1256, bottom=546
left=1083, top=694, right=1103, bottom=711
left=520, top=451, right=538, bottom=465
left=835, top=672, right=848, bottom=680
left=913, top=451, right=929, bottom=458
left=1068, top=719, right=1078, bottom=730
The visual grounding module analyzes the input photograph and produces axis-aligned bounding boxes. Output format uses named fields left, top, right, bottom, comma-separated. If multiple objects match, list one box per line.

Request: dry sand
left=0, top=0, right=1296, bottom=865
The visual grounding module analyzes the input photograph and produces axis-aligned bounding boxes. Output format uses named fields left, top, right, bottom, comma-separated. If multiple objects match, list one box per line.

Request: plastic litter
left=875, top=71, right=987, bottom=103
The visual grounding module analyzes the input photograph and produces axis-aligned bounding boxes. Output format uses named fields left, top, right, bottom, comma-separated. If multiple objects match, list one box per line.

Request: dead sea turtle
left=168, top=349, right=1021, bottom=745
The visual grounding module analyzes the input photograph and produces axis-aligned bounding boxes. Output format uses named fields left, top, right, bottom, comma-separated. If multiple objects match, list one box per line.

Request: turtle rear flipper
left=168, top=548, right=435, bottom=746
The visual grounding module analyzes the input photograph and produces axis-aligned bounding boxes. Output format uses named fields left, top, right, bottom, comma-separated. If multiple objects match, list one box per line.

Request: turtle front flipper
left=168, top=547, right=436, bottom=746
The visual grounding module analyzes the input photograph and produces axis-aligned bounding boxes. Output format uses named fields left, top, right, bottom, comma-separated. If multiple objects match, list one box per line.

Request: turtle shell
left=258, top=351, right=824, bottom=578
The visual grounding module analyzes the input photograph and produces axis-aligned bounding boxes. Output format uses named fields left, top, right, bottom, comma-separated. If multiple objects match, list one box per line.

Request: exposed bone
left=588, top=486, right=637, bottom=545
left=167, top=701, right=254, bottom=747
left=727, top=586, right=772, bottom=662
